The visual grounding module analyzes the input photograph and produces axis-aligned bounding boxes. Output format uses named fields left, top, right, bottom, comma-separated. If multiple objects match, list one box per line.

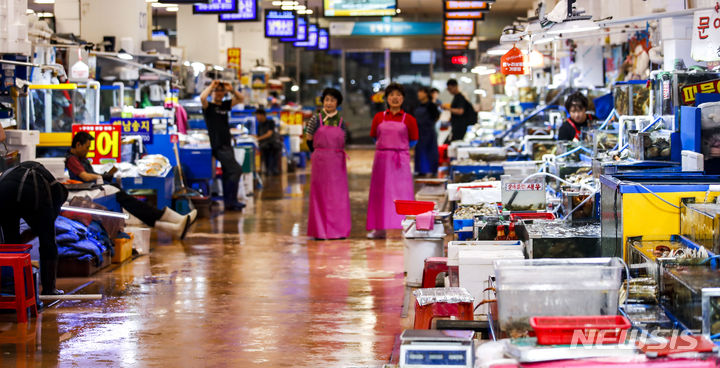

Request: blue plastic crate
left=453, top=218, right=474, bottom=231
left=455, top=231, right=474, bottom=241
left=179, top=147, right=214, bottom=180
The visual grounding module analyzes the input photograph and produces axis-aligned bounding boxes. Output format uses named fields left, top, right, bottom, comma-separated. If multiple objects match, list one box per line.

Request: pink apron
left=307, top=114, right=351, bottom=239
left=366, top=112, right=414, bottom=230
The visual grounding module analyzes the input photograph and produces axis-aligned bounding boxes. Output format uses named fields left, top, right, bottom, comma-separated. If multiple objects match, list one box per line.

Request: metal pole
left=295, top=47, right=301, bottom=103
left=384, top=48, right=391, bottom=84
left=341, top=49, right=347, bottom=100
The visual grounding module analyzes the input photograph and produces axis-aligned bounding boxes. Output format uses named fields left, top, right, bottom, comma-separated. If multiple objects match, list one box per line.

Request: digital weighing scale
left=399, top=330, right=474, bottom=368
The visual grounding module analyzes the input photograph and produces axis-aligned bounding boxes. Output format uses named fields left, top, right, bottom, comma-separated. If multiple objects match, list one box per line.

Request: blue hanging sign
left=194, top=0, right=239, bottom=14
left=265, top=10, right=297, bottom=38
left=218, top=0, right=258, bottom=22
left=330, top=21, right=442, bottom=36
left=280, top=16, right=308, bottom=42
left=294, top=24, right=318, bottom=48
left=112, top=118, right=154, bottom=144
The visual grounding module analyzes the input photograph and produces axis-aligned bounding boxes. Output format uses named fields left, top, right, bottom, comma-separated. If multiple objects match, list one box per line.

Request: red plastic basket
left=509, top=212, right=556, bottom=221
left=394, top=200, right=435, bottom=216
left=529, top=316, right=631, bottom=345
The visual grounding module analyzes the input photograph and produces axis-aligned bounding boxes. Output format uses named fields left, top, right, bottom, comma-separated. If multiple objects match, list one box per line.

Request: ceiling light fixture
left=547, top=19, right=600, bottom=35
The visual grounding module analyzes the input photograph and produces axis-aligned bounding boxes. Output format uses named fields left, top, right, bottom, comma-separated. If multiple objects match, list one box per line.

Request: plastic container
left=530, top=315, right=631, bottom=345
left=112, top=235, right=134, bottom=263
left=394, top=200, right=435, bottom=216
left=403, top=219, right=445, bottom=287
left=493, top=258, right=623, bottom=337
left=459, top=248, right=525, bottom=315
left=509, top=212, right=555, bottom=221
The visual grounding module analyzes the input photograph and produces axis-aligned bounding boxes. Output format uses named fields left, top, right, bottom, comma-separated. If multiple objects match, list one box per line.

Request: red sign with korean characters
left=680, top=79, right=720, bottom=105
left=71, top=124, right=122, bottom=164
left=501, top=46, right=525, bottom=75
left=227, top=48, right=242, bottom=79
left=692, top=9, right=720, bottom=62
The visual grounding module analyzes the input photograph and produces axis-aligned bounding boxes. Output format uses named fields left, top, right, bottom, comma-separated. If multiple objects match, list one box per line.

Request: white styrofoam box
left=5, top=144, right=35, bottom=161
left=5, top=130, right=40, bottom=145
left=35, top=158, right=66, bottom=179
left=458, top=248, right=524, bottom=315
left=287, top=125, right=303, bottom=136
left=502, top=161, right=540, bottom=180
left=233, top=147, right=246, bottom=168
left=682, top=150, right=704, bottom=172
left=290, top=136, right=301, bottom=153
left=448, top=141, right=471, bottom=159
left=125, top=226, right=151, bottom=254
left=403, top=218, right=445, bottom=287
left=448, top=180, right=500, bottom=202
left=447, top=240, right=524, bottom=267
left=459, top=186, right=502, bottom=205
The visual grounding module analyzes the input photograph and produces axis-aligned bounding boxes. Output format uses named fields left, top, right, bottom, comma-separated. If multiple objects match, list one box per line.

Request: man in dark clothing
left=446, top=79, right=477, bottom=142
left=255, top=108, right=282, bottom=176
left=200, top=80, right=245, bottom=211
left=66, top=132, right=195, bottom=238
left=0, top=161, right=68, bottom=296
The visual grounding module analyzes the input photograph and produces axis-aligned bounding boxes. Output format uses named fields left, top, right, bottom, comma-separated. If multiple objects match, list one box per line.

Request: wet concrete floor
left=0, top=149, right=413, bottom=367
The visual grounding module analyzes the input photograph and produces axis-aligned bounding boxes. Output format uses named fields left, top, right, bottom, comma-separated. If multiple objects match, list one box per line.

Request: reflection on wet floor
left=0, top=149, right=410, bottom=367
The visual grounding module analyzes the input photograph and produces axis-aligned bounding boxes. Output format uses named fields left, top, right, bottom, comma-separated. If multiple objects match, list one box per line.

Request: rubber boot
left=223, top=179, right=245, bottom=211
left=160, top=207, right=197, bottom=226
left=40, top=259, right=63, bottom=296
left=155, top=217, right=189, bottom=239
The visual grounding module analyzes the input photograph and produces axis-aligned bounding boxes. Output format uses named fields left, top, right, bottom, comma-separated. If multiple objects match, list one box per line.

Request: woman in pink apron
left=366, top=83, right=419, bottom=239
left=306, top=88, right=351, bottom=239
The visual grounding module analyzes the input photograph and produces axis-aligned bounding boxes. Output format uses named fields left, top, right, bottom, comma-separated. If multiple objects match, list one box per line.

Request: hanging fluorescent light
left=34, top=0, right=55, bottom=3
left=547, top=19, right=599, bottom=35
left=213, top=65, right=224, bottom=71
left=486, top=43, right=529, bottom=56
left=60, top=206, right=129, bottom=219
left=272, top=1, right=282, bottom=5
left=167, top=6, right=178, bottom=12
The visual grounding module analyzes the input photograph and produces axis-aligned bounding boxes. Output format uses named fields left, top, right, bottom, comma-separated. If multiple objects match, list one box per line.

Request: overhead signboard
left=218, top=0, right=258, bottom=22
left=193, top=0, right=239, bottom=14
left=329, top=21, right=442, bottom=36
left=445, top=11, right=485, bottom=20
left=324, top=0, right=397, bottom=17
left=444, top=1, right=490, bottom=11
left=294, top=24, right=318, bottom=48
left=444, top=19, right=476, bottom=36
left=316, top=28, right=330, bottom=50
left=265, top=9, right=297, bottom=38
left=280, top=16, right=308, bottom=42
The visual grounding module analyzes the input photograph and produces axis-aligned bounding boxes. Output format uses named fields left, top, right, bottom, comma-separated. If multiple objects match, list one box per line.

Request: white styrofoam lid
left=458, top=249, right=525, bottom=265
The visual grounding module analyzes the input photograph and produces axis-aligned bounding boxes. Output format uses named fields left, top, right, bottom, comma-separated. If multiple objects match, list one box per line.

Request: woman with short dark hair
left=305, top=88, right=351, bottom=239
left=558, top=91, right=595, bottom=141
left=366, top=83, right=419, bottom=239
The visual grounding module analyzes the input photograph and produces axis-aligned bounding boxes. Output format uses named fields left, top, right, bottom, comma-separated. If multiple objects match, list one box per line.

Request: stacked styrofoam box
left=0, top=0, right=31, bottom=55
left=34, top=158, right=67, bottom=180
left=4, top=129, right=39, bottom=161
left=289, top=136, right=301, bottom=153
left=448, top=240, right=525, bottom=315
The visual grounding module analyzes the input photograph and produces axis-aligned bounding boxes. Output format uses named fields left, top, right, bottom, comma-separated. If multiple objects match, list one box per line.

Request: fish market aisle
left=0, top=149, right=411, bottom=367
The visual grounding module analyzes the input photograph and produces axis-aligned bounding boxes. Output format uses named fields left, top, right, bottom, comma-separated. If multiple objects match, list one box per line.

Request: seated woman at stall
left=558, top=92, right=596, bottom=141
left=65, top=132, right=196, bottom=239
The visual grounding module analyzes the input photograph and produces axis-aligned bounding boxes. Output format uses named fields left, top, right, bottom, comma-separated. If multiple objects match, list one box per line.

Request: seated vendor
left=66, top=132, right=196, bottom=239
left=558, top=92, right=596, bottom=141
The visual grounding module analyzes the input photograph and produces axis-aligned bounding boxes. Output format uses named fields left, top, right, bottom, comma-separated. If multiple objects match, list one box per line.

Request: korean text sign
left=72, top=124, right=122, bottom=164
left=691, top=9, right=720, bottom=62
left=112, top=118, right=153, bottom=144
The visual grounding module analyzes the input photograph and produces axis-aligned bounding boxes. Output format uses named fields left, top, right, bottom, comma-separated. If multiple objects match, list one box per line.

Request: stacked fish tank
left=493, top=258, right=623, bottom=338
left=613, top=81, right=650, bottom=116
left=628, top=130, right=673, bottom=161
left=523, top=220, right=601, bottom=258
left=660, top=264, right=720, bottom=334
left=681, top=202, right=720, bottom=254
